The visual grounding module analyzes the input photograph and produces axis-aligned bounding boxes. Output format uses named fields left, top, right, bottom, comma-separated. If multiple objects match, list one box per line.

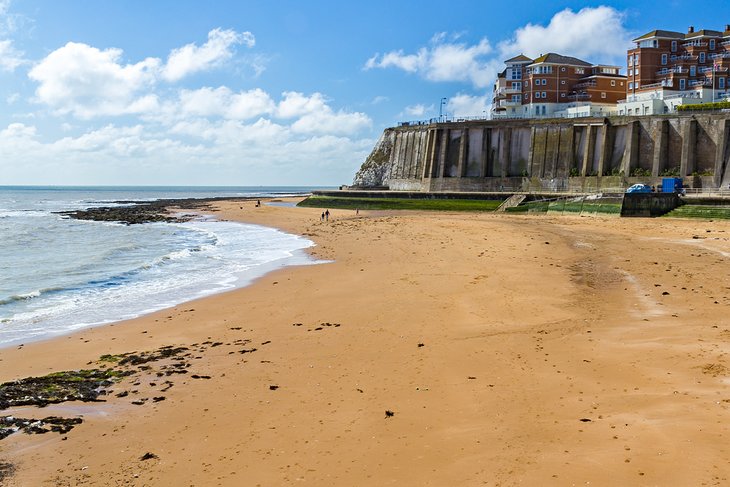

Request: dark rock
left=385, top=410, right=395, bottom=418
left=140, top=452, right=158, bottom=461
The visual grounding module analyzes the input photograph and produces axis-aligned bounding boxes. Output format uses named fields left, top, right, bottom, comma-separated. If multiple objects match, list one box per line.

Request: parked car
left=626, top=183, right=652, bottom=194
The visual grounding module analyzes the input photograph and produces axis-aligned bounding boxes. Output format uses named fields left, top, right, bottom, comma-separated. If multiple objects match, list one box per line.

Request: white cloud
left=178, top=86, right=275, bottom=120
left=447, top=94, right=489, bottom=118
left=498, top=6, right=632, bottom=63
left=28, top=42, right=161, bottom=118
left=276, top=91, right=328, bottom=118
left=6, top=92, right=19, bottom=104
left=162, top=28, right=254, bottom=82
left=0, top=39, right=25, bottom=71
left=1, top=122, right=36, bottom=139
left=404, top=104, right=428, bottom=117
left=365, top=33, right=494, bottom=88
left=291, top=110, right=371, bottom=135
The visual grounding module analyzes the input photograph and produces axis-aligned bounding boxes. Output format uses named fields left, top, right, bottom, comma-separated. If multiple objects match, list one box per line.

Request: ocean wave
left=0, top=287, right=65, bottom=306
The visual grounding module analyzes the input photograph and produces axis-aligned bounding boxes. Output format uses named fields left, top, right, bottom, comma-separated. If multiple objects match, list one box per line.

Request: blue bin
left=662, top=178, right=683, bottom=194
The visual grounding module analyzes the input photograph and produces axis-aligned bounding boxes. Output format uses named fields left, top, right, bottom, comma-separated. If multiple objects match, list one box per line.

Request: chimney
left=688, top=26, right=694, bottom=33
left=726, top=24, right=730, bottom=31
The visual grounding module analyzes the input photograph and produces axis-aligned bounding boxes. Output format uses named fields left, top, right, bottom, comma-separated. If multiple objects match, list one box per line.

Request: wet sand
left=1, top=198, right=729, bottom=486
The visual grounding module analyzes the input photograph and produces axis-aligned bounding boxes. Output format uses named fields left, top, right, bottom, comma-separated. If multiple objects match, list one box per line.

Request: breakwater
left=353, top=114, right=730, bottom=192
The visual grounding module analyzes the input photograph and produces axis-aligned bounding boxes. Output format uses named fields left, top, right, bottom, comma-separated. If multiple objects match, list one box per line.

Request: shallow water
left=0, top=186, right=326, bottom=347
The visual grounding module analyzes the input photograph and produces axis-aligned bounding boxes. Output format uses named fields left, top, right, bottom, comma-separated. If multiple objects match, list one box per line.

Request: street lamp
left=439, top=97, right=447, bottom=122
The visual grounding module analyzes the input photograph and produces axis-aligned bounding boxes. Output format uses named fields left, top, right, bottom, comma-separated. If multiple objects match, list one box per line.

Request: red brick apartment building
left=492, top=53, right=626, bottom=119
left=619, top=25, right=730, bottom=115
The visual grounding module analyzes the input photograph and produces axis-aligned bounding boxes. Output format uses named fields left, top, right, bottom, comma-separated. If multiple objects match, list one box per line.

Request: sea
left=0, top=186, right=328, bottom=348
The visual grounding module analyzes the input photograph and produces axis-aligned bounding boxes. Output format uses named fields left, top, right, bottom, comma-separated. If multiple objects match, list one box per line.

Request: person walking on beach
left=325, top=209, right=330, bottom=221
left=321, top=212, right=325, bottom=221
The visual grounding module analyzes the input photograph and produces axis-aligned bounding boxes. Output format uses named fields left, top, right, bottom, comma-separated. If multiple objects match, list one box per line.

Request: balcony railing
left=682, top=41, right=708, bottom=48
left=710, top=52, right=730, bottom=59
left=498, top=99, right=521, bottom=107
left=656, top=67, right=687, bottom=76
left=689, top=79, right=711, bottom=87
left=504, top=87, right=522, bottom=94
left=671, top=54, right=698, bottom=61
left=573, top=80, right=597, bottom=89
left=567, top=92, right=591, bottom=99
left=721, top=40, right=730, bottom=46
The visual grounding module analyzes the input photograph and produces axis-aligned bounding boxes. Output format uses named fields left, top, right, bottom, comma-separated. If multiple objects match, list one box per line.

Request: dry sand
left=1, top=198, right=729, bottom=486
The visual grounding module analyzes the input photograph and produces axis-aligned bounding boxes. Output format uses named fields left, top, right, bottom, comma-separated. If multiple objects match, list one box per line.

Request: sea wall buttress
left=353, top=114, right=730, bottom=192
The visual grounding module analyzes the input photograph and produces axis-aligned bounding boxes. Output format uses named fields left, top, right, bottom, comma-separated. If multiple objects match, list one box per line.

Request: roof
left=504, top=54, right=533, bottom=64
left=633, top=29, right=685, bottom=41
left=529, top=53, right=591, bottom=67
left=685, top=29, right=723, bottom=39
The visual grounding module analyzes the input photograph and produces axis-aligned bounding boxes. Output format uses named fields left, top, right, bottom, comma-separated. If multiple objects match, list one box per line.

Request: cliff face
left=352, top=129, right=395, bottom=187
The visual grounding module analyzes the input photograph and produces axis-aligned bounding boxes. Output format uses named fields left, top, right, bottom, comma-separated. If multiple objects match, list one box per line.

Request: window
left=511, top=81, right=521, bottom=90
left=699, top=52, right=706, bottom=63
left=510, top=68, right=522, bottom=80
left=601, top=92, right=607, bottom=99
left=576, top=67, right=585, bottom=74
left=525, top=93, right=529, bottom=99
left=561, top=93, right=566, bottom=98
left=680, top=78, right=686, bottom=90
left=512, top=95, right=521, bottom=102
left=541, top=91, right=547, bottom=99
left=628, top=109, right=633, bottom=115
left=671, top=40, right=677, bottom=52
left=720, top=77, right=726, bottom=89
left=534, top=92, right=540, bottom=99
left=690, top=65, right=696, bottom=76
left=611, top=80, right=616, bottom=86
left=628, top=69, right=633, bottom=76
left=621, top=81, right=624, bottom=86
left=561, top=80, right=566, bottom=85
left=629, top=82, right=633, bottom=89
left=634, top=54, right=639, bottom=65
left=661, top=53, right=668, bottom=65
left=710, top=39, right=716, bottom=50
left=628, top=56, right=633, bottom=67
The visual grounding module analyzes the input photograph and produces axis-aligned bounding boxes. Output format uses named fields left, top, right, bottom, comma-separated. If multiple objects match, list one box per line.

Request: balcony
left=504, top=87, right=522, bottom=95
left=722, top=40, right=730, bottom=46
left=498, top=99, right=521, bottom=108
left=671, top=54, right=698, bottom=61
left=573, top=80, right=597, bottom=89
left=710, top=52, right=730, bottom=59
left=656, top=67, right=687, bottom=76
left=567, top=92, right=591, bottom=100
left=689, top=79, right=711, bottom=87
left=682, top=41, right=708, bottom=48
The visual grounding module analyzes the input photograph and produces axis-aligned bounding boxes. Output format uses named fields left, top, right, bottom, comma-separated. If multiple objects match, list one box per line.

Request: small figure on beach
left=256, top=199, right=261, bottom=207
left=325, top=209, right=330, bottom=221
left=356, top=208, right=359, bottom=215
left=321, top=212, right=325, bottom=221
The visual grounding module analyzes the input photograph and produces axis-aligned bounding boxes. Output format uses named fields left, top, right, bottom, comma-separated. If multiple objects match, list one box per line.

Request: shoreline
left=1, top=200, right=729, bottom=485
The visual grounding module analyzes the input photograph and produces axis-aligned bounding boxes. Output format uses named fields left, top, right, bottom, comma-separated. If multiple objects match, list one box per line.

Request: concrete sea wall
left=357, top=114, right=730, bottom=192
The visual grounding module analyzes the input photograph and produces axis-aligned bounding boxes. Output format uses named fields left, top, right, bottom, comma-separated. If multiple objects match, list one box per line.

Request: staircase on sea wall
left=496, top=194, right=526, bottom=212
left=663, top=205, right=730, bottom=219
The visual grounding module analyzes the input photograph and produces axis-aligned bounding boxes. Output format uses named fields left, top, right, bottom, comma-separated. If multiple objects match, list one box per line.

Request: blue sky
left=1, top=0, right=728, bottom=186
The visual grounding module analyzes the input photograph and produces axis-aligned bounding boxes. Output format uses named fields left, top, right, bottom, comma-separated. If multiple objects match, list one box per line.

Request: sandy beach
left=1, top=198, right=729, bottom=486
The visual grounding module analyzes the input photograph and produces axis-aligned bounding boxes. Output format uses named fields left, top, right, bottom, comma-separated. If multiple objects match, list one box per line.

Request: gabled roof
left=633, top=29, right=685, bottom=41
left=505, top=54, right=533, bottom=64
left=529, top=53, right=591, bottom=67
left=685, top=29, right=723, bottom=39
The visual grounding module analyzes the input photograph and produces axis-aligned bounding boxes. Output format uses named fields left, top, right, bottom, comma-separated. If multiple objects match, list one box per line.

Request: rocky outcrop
left=352, top=129, right=395, bottom=187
